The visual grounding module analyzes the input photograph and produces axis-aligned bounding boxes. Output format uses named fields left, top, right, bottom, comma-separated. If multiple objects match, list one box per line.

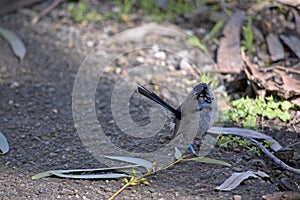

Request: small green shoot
left=199, top=71, right=219, bottom=90
left=202, top=21, right=224, bottom=42
left=67, top=0, right=101, bottom=23
left=241, top=18, right=255, bottom=54
left=229, top=96, right=294, bottom=128
left=188, top=34, right=208, bottom=52
left=217, top=134, right=272, bottom=156
left=115, top=0, right=136, bottom=22
left=113, top=0, right=203, bottom=22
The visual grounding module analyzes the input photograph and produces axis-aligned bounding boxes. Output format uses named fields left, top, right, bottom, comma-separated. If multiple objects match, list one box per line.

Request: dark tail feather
left=137, top=84, right=181, bottom=120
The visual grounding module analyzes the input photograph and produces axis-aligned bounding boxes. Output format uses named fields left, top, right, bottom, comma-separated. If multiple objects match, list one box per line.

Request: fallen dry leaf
left=215, top=170, right=269, bottom=191
left=217, top=11, right=245, bottom=74
left=280, top=35, right=300, bottom=58
left=266, top=33, right=285, bottom=61
left=275, top=0, right=300, bottom=8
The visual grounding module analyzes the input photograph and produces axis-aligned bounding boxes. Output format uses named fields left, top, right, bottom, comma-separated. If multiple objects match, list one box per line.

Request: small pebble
left=10, top=82, right=20, bottom=88
left=52, top=108, right=58, bottom=114
left=155, top=51, right=166, bottom=60
left=233, top=195, right=242, bottom=200
left=136, top=56, right=145, bottom=63
left=86, top=40, right=94, bottom=47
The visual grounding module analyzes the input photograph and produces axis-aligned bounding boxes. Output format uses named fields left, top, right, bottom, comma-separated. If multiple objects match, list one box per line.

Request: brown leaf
left=275, top=0, right=300, bottom=8
left=215, top=171, right=269, bottom=191
left=280, top=35, right=300, bottom=58
left=217, top=11, right=245, bottom=74
left=266, top=33, right=285, bottom=61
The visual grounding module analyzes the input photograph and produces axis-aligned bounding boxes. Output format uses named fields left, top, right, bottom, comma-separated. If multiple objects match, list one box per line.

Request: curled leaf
left=215, top=170, right=269, bottom=191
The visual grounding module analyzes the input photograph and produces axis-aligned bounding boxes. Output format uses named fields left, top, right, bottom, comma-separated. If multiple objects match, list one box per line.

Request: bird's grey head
left=192, top=83, right=213, bottom=104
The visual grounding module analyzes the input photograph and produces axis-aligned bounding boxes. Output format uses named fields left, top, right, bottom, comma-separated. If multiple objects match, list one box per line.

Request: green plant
left=241, top=18, right=255, bottom=54
left=228, top=96, right=294, bottom=128
left=67, top=0, right=101, bottom=23
left=114, top=0, right=203, bottom=22
left=188, top=34, right=208, bottom=52
left=199, top=71, right=219, bottom=90
left=202, top=21, right=224, bottom=42
left=217, top=134, right=272, bottom=156
left=115, top=0, right=136, bottom=22
left=249, top=146, right=261, bottom=156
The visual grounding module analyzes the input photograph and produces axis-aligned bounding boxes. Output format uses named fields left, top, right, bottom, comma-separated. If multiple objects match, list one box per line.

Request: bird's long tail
left=137, top=84, right=181, bottom=120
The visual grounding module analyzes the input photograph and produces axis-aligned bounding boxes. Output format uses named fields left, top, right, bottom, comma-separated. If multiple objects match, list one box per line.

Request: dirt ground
left=0, top=1, right=299, bottom=200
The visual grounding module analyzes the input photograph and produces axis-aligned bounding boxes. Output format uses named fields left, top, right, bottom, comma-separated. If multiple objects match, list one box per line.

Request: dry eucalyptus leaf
left=0, top=131, right=9, bottom=154
left=217, top=11, right=245, bottom=74
left=280, top=35, right=300, bottom=58
left=215, top=170, right=269, bottom=191
left=275, top=0, right=300, bottom=8
left=266, top=33, right=285, bottom=61
left=0, top=27, right=26, bottom=60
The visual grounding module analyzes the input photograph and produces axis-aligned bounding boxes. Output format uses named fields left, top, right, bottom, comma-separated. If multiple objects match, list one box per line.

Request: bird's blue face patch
left=195, top=101, right=209, bottom=111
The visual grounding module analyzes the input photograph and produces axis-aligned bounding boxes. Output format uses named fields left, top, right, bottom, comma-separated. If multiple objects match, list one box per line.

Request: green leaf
left=105, top=156, right=153, bottom=170
left=203, top=21, right=224, bottom=42
left=265, top=107, right=276, bottom=119
left=265, top=95, right=274, bottom=101
left=243, top=115, right=256, bottom=128
left=281, top=101, right=293, bottom=111
left=0, top=131, right=9, bottom=154
left=278, top=111, right=290, bottom=122
left=267, top=101, right=279, bottom=109
left=184, top=157, right=231, bottom=167
left=188, top=34, right=208, bottom=53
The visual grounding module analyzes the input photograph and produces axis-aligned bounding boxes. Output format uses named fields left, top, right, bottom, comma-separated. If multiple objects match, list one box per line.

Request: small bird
left=137, top=82, right=218, bottom=155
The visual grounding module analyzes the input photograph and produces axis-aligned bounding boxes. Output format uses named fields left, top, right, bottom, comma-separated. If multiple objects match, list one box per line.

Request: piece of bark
left=266, top=33, right=285, bottom=61
left=275, top=0, right=300, bottom=8
left=242, top=50, right=300, bottom=107
left=280, top=35, right=300, bottom=58
left=217, top=11, right=245, bottom=74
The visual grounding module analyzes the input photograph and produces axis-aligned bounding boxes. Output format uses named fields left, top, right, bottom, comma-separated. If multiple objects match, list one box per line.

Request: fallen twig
left=248, top=138, right=300, bottom=174
left=31, top=0, right=65, bottom=24
left=209, top=126, right=300, bottom=174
